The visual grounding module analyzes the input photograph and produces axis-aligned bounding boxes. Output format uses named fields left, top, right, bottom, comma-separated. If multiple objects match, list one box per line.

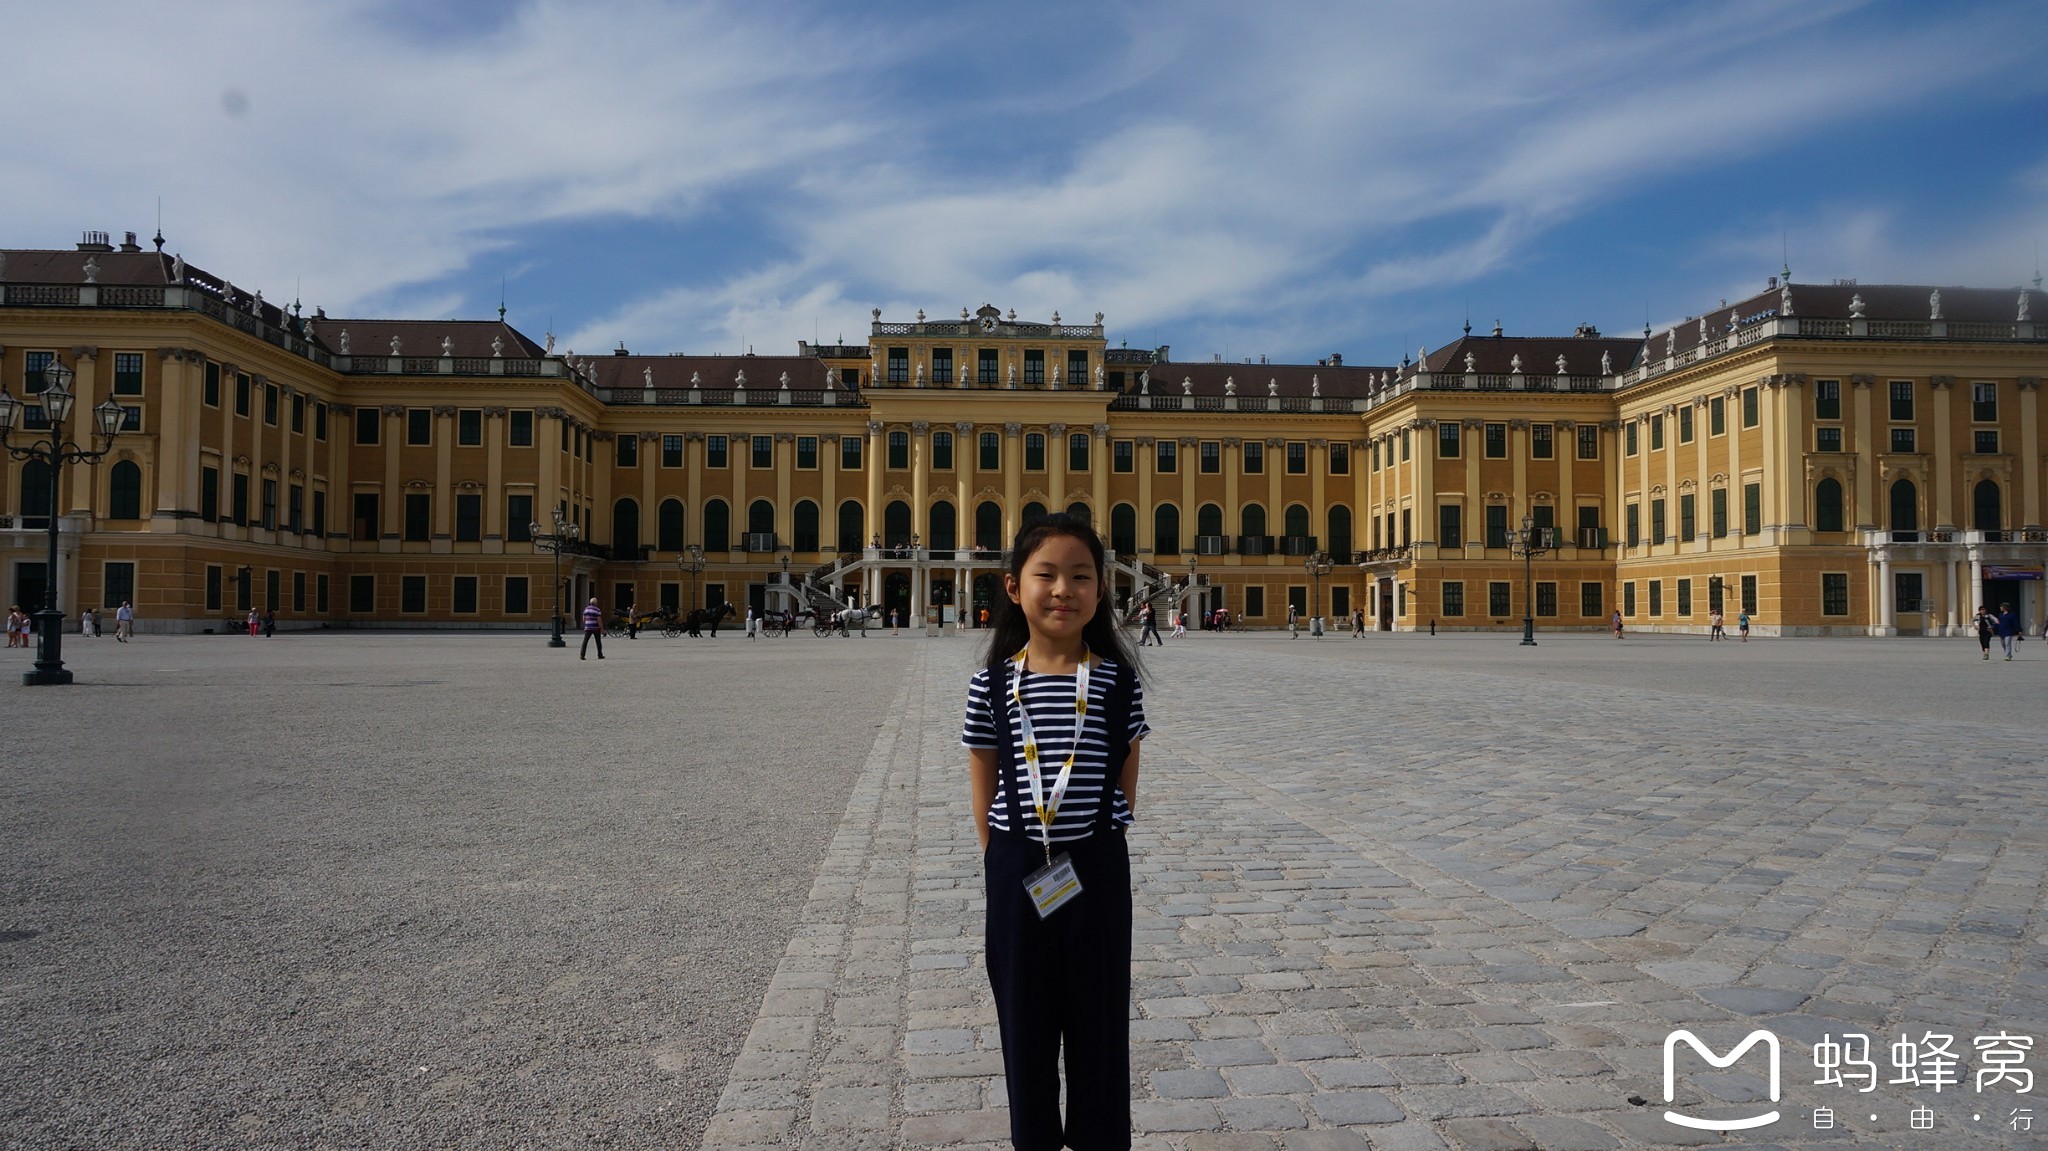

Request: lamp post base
left=1520, top=616, right=1537, bottom=646
left=26, top=609, right=73, bottom=684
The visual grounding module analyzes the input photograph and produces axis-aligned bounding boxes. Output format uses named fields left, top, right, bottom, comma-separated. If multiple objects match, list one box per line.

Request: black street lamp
left=0, top=357, right=125, bottom=685
left=1513, top=514, right=1554, bottom=647
left=1303, top=550, right=1331, bottom=636
left=679, top=543, right=704, bottom=609
left=530, top=508, right=579, bottom=648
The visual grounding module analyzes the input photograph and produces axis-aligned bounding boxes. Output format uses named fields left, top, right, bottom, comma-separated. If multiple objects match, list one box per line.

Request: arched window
left=748, top=498, right=775, bottom=537
left=975, top=501, right=1004, bottom=550
left=1973, top=479, right=2002, bottom=532
left=1110, top=503, right=1137, bottom=555
left=1022, top=501, right=1047, bottom=525
left=704, top=498, right=731, bottom=551
left=1154, top=504, right=1180, bottom=556
left=108, top=460, right=143, bottom=520
left=657, top=498, right=686, bottom=551
left=1241, top=504, right=1266, bottom=538
left=884, top=500, right=912, bottom=546
left=929, top=501, right=957, bottom=551
left=1327, top=505, right=1353, bottom=555
left=793, top=499, right=820, bottom=552
left=1284, top=503, right=1310, bottom=540
left=1065, top=501, right=1090, bottom=525
left=18, top=459, right=52, bottom=521
left=612, top=498, right=641, bottom=557
left=1197, top=503, right=1223, bottom=537
left=1814, top=478, right=1845, bottom=533
left=837, top=500, right=864, bottom=551
left=1889, top=478, right=1918, bottom=532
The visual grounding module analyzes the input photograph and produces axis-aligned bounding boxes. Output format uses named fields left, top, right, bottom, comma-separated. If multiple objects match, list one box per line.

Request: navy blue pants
left=985, top=830, right=1132, bottom=1151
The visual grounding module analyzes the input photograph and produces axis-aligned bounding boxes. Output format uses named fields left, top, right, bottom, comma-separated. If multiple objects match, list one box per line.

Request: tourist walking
left=1352, top=608, right=1365, bottom=637
left=1737, top=610, right=1750, bottom=642
left=247, top=609, right=260, bottom=637
left=1287, top=604, right=1299, bottom=638
left=1170, top=608, right=1187, bottom=639
left=580, top=597, right=605, bottom=659
left=1995, top=603, right=2021, bottom=660
left=746, top=607, right=758, bottom=640
left=963, top=513, right=1147, bottom=1151
left=1974, top=606, right=1996, bottom=660
left=1138, top=601, right=1161, bottom=646
left=1709, top=609, right=1725, bottom=640
left=262, top=610, right=276, bottom=638
left=80, top=607, right=94, bottom=638
left=6, top=604, right=23, bottom=648
left=626, top=602, right=639, bottom=639
left=1612, top=609, right=1624, bottom=639
left=115, top=600, right=134, bottom=642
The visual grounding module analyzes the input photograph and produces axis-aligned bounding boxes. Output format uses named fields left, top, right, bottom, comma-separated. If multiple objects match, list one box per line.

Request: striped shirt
left=962, top=658, right=1149, bottom=842
left=582, top=604, right=602, bottom=632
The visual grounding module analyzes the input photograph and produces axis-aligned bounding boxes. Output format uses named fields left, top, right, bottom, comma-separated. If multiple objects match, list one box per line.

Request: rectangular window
left=1677, top=406, right=1694, bottom=444
left=1531, top=424, right=1553, bottom=459
left=1709, top=395, right=1726, bottom=436
left=455, top=494, right=481, bottom=542
left=1156, top=440, right=1176, bottom=473
left=201, top=465, right=220, bottom=522
left=1329, top=442, right=1350, bottom=474
left=1889, top=380, right=1914, bottom=421
left=112, top=353, right=144, bottom=396
left=1244, top=586, right=1265, bottom=618
left=1577, top=424, right=1599, bottom=460
left=264, top=383, right=279, bottom=425
left=1023, top=349, right=1045, bottom=385
left=1743, top=386, right=1760, bottom=427
left=505, top=494, right=535, bottom=542
left=231, top=472, right=250, bottom=526
left=1649, top=415, right=1664, bottom=451
left=1438, top=504, right=1462, bottom=549
left=1648, top=579, right=1664, bottom=616
left=1816, top=426, right=1843, bottom=452
left=349, top=574, right=376, bottom=613
left=706, top=435, right=728, bottom=468
left=1822, top=573, right=1849, bottom=616
left=1743, top=482, right=1762, bottom=535
left=797, top=435, right=819, bottom=469
left=978, top=349, right=998, bottom=384
left=288, top=484, right=304, bottom=533
left=886, top=346, right=908, bottom=384
left=931, top=432, right=952, bottom=470
left=753, top=435, right=773, bottom=469
left=931, top=348, right=953, bottom=384
left=261, top=478, right=278, bottom=530
left=314, top=402, right=327, bottom=441
left=509, top=410, right=534, bottom=446
left=1625, top=503, right=1640, bottom=547
left=885, top=429, right=909, bottom=470
left=979, top=432, right=1000, bottom=471
left=205, top=565, right=223, bottom=612
left=1013, top=432, right=1040, bottom=471
left=1815, top=379, right=1841, bottom=420
left=1485, top=504, right=1510, bottom=549
left=1895, top=571, right=1925, bottom=613
left=1484, top=423, right=1507, bottom=459
left=1890, top=427, right=1916, bottom=453
left=1972, top=381, right=1997, bottom=422
left=1068, top=433, right=1089, bottom=472
left=312, top=490, right=327, bottom=537
left=1711, top=488, right=1728, bottom=538
left=1113, top=440, right=1134, bottom=473
left=1677, top=578, right=1692, bottom=617
left=842, top=436, right=862, bottom=469
left=1244, top=441, right=1264, bottom=473
left=1439, top=423, right=1461, bottom=458
left=235, top=567, right=252, bottom=612
left=353, top=492, right=378, bottom=541
left=406, top=408, right=431, bottom=446
left=356, top=407, right=380, bottom=444
left=235, top=373, right=251, bottom=417
left=661, top=435, right=683, bottom=467
left=203, top=361, right=221, bottom=407
left=1199, top=441, right=1221, bottom=474
left=316, top=573, right=329, bottom=613
left=505, top=576, right=530, bottom=615
left=293, top=570, right=306, bottom=612
left=404, top=493, right=430, bottom=541
left=1974, top=430, right=2000, bottom=454
left=401, top=575, right=427, bottom=614
left=1068, top=350, right=1089, bottom=385
left=1286, top=441, right=1307, bottom=474
left=616, top=434, right=639, bottom=467
left=1487, top=581, right=1511, bottom=618
left=291, top=394, right=305, bottom=434
left=1536, top=581, right=1557, bottom=618
left=1400, top=431, right=1410, bottom=461
left=101, top=561, right=135, bottom=609
left=262, top=569, right=279, bottom=613
left=1741, top=574, right=1757, bottom=614
left=1679, top=493, right=1696, bottom=539
left=1441, top=581, right=1464, bottom=617
left=1401, top=508, right=1411, bottom=546
left=1625, top=422, right=1638, bottom=456
left=1580, top=581, right=1602, bottom=618
left=454, top=408, right=482, bottom=446
left=450, top=576, right=478, bottom=615
left=22, top=350, right=54, bottom=393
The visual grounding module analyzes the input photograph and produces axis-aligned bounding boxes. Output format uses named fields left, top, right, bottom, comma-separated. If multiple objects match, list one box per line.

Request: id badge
left=1024, top=852, right=1082, bottom=918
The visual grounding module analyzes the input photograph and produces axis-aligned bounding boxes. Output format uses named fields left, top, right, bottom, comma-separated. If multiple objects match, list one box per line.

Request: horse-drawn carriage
left=757, top=608, right=809, bottom=637
left=812, top=605, right=884, bottom=637
left=607, top=606, right=677, bottom=636
left=660, top=602, right=737, bottom=637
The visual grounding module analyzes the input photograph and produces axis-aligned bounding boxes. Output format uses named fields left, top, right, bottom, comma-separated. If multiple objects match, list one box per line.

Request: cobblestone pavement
left=704, top=631, right=2048, bottom=1151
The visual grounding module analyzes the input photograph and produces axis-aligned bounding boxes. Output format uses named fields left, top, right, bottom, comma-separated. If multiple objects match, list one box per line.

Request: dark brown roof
left=1133, top=361, right=1392, bottom=400
left=1643, top=283, right=2040, bottom=362
left=585, top=354, right=837, bottom=391
left=0, top=248, right=182, bottom=288
left=1418, top=334, right=1639, bottom=378
left=307, top=318, right=547, bottom=360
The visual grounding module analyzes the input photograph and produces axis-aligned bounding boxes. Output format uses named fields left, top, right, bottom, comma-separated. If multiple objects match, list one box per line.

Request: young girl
left=963, top=513, right=1147, bottom=1151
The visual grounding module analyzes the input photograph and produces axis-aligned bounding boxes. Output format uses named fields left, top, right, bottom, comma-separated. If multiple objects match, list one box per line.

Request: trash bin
left=1310, top=616, right=1325, bottom=638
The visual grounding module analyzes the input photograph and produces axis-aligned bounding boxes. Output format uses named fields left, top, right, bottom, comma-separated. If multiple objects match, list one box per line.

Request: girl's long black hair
left=982, top=512, right=1142, bottom=680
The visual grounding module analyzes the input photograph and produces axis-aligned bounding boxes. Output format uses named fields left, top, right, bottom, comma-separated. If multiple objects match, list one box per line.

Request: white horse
left=834, top=607, right=868, bottom=637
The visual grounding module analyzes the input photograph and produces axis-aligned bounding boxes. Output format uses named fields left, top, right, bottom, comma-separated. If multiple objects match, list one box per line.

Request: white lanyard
left=1010, top=648, right=1091, bottom=852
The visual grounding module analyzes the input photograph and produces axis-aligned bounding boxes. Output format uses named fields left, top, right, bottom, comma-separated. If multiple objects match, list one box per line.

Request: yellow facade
left=3, top=240, right=2044, bottom=636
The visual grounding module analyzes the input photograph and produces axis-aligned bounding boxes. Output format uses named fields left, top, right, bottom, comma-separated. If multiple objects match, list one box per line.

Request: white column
left=1968, top=549, right=1983, bottom=616
left=1875, top=553, right=1894, bottom=637
left=1945, top=558, right=1960, bottom=637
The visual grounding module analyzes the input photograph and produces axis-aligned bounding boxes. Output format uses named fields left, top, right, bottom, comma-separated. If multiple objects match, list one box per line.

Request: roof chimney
left=77, top=230, right=113, bottom=252
left=119, top=231, right=142, bottom=253
left=1329, top=352, right=1342, bottom=366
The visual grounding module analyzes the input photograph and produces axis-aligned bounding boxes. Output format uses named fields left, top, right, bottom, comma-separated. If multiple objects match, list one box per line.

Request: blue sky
left=6, top=0, right=2045, bottom=367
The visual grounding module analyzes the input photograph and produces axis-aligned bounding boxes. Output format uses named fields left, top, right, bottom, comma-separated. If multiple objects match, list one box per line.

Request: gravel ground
left=0, top=630, right=921, bottom=1151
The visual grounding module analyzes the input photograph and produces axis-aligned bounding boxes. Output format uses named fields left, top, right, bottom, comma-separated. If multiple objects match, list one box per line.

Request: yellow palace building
left=2, top=231, right=2045, bottom=636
